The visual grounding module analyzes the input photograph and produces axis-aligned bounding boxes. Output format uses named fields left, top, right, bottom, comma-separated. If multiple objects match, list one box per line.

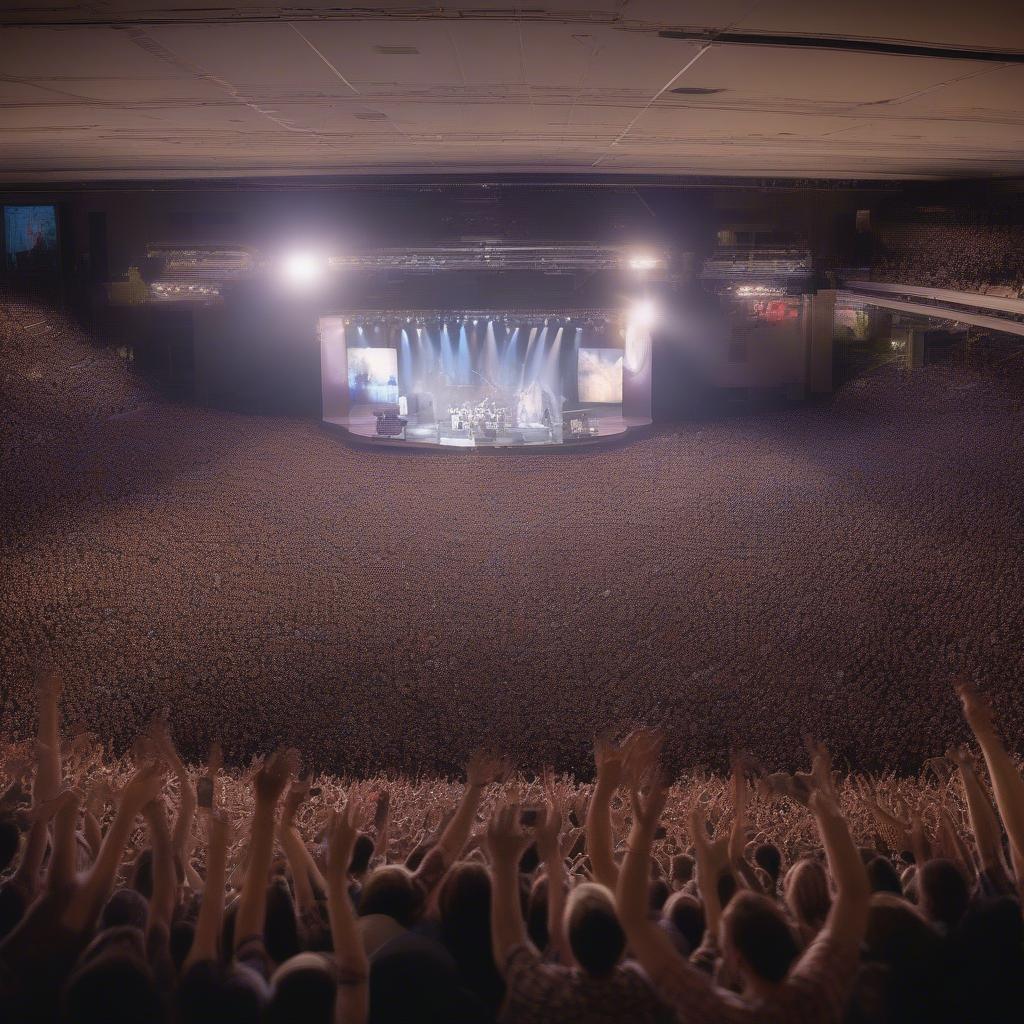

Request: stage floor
left=324, top=412, right=652, bottom=450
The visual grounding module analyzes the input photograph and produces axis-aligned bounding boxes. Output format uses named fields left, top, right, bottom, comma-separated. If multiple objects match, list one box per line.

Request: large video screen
left=4, top=205, right=59, bottom=270
left=577, top=347, right=623, bottom=404
left=348, top=347, right=398, bottom=405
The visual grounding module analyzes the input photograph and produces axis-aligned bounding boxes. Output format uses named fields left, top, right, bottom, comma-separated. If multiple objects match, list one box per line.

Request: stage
left=319, top=308, right=653, bottom=452
left=324, top=410, right=653, bottom=451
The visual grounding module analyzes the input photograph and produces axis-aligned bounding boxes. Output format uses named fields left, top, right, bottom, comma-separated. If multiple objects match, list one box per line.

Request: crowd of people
left=1, top=671, right=1023, bottom=1022
left=870, top=217, right=1024, bottom=297
left=3, top=296, right=1024, bottom=776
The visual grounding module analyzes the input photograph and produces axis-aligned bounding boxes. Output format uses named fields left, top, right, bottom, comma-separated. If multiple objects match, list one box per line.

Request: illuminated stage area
left=321, top=308, right=653, bottom=448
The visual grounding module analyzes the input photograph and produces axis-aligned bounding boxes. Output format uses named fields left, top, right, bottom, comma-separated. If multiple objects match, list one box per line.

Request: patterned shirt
left=649, top=929, right=858, bottom=1024
left=500, top=945, right=676, bottom=1024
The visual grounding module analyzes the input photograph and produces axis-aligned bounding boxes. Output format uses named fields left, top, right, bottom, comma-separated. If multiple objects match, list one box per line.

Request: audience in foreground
left=1, top=672, right=1023, bottom=1022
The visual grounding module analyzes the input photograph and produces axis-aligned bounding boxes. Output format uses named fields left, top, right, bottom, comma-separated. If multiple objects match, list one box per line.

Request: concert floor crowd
left=3, top=297, right=1024, bottom=775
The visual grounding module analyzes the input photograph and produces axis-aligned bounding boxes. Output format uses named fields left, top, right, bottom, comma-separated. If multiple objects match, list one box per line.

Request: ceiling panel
left=0, top=4, right=1022, bottom=181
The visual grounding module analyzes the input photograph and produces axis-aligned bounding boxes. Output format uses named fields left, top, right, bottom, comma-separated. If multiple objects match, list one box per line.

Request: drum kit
left=448, top=395, right=511, bottom=436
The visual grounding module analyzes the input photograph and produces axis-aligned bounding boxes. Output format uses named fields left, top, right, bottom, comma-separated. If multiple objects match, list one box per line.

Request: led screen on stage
left=577, top=348, right=623, bottom=404
left=348, top=347, right=398, bottom=404
left=4, top=205, right=58, bottom=269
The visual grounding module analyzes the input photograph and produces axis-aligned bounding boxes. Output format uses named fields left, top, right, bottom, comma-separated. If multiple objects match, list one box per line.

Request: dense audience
left=2, top=672, right=1023, bottom=1022
left=3, top=297, right=1024, bottom=773
left=870, top=218, right=1024, bottom=296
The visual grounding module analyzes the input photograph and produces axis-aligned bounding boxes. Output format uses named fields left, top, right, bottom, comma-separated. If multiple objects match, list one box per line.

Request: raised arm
left=616, top=772, right=683, bottom=975
left=690, top=803, right=729, bottom=941
left=46, top=789, right=83, bottom=894
left=372, top=789, right=391, bottom=863
left=278, top=778, right=317, bottom=910
left=416, top=751, right=505, bottom=887
left=33, top=669, right=63, bottom=805
left=948, top=745, right=1006, bottom=874
left=485, top=802, right=533, bottom=975
left=806, top=747, right=870, bottom=953
left=956, top=679, right=1024, bottom=882
left=857, top=776, right=912, bottom=854
left=587, top=737, right=627, bottom=889
left=536, top=796, right=570, bottom=962
left=64, top=761, right=166, bottom=934
left=728, top=760, right=765, bottom=893
left=12, top=791, right=73, bottom=899
left=234, top=748, right=296, bottom=953
left=184, top=812, right=229, bottom=970
left=148, top=713, right=196, bottom=872
left=325, top=798, right=370, bottom=1024
left=142, top=798, right=177, bottom=935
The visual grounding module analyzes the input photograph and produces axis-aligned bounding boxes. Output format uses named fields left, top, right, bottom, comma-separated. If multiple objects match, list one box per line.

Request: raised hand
left=955, top=676, right=995, bottom=734
left=594, top=734, right=628, bottom=790
left=631, top=773, right=669, bottom=834
left=120, top=760, right=167, bottom=814
left=535, top=798, right=563, bottom=863
left=485, top=802, right=530, bottom=867
left=326, top=797, right=363, bottom=878
left=466, top=750, right=509, bottom=788
left=36, top=667, right=62, bottom=703
left=946, top=744, right=975, bottom=770
left=806, top=738, right=837, bottom=799
left=373, top=788, right=391, bottom=832
left=283, top=775, right=312, bottom=824
left=253, top=747, right=298, bottom=805
left=26, top=787, right=81, bottom=822
left=147, top=710, right=184, bottom=773
left=623, top=729, right=665, bottom=789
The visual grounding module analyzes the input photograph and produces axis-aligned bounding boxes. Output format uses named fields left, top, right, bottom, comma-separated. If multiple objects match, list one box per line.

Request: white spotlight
left=281, top=251, right=324, bottom=288
left=628, top=253, right=660, bottom=272
left=630, top=298, right=658, bottom=328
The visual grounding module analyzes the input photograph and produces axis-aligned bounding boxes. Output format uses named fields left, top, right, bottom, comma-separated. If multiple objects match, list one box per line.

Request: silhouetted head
left=721, top=890, right=800, bottom=984
left=63, top=927, right=163, bottom=1024
left=526, top=874, right=549, bottom=952
left=918, top=859, right=969, bottom=931
left=648, top=878, right=670, bottom=913
left=101, top=888, right=149, bottom=933
left=266, top=952, right=336, bottom=1024
left=177, top=960, right=265, bottom=1024
left=359, top=865, right=423, bottom=927
left=753, top=844, right=782, bottom=887
left=670, top=853, right=694, bottom=887
left=784, top=858, right=832, bottom=932
left=663, top=892, right=705, bottom=953
left=439, top=861, right=492, bottom=950
left=565, top=883, right=625, bottom=978
left=866, top=856, right=903, bottom=896
left=864, top=893, right=938, bottom=964
left=717, top=870, right=738, bottom=909
left=349, top=834, right=375, bottom=877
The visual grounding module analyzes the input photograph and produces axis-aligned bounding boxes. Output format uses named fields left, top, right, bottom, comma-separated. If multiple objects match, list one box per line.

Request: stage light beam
left=629, top=298, right=658, bottom=328
left=281, top=251, right=325, bottom=288
left=628, top=253, right=660, bottom=272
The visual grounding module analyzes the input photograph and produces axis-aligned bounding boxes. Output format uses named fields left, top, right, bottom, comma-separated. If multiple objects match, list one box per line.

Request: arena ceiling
left=1, top=1, right=1024, bottom=183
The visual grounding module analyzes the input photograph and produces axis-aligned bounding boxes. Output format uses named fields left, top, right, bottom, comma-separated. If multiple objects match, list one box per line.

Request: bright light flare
left=281, top=251, right=325, bottom=288
left=628, top=253, right=660, bottom=272
left=629, top=298, right=658, bottom=328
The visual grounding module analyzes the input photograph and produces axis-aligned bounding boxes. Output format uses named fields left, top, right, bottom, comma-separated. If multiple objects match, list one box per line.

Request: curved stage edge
left=321, top=415, right=654, bottom=455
